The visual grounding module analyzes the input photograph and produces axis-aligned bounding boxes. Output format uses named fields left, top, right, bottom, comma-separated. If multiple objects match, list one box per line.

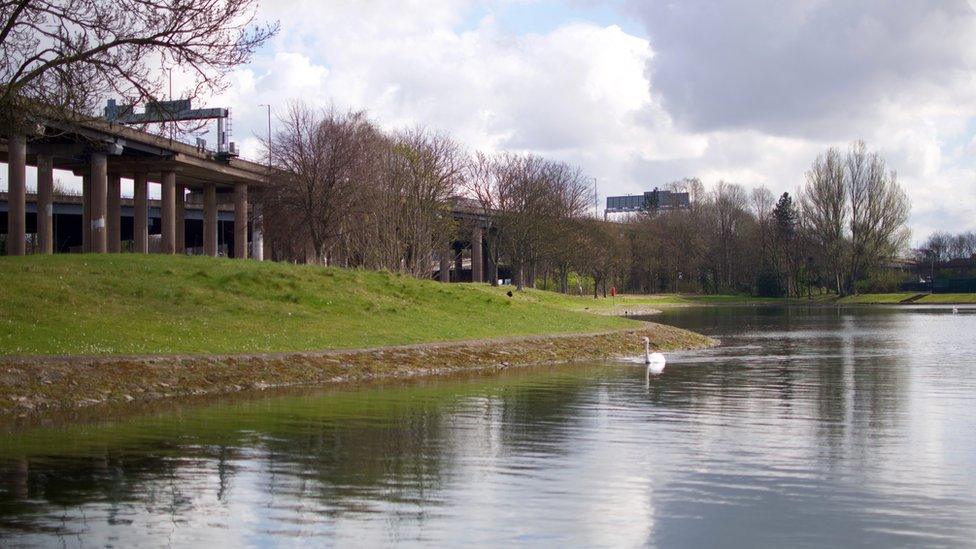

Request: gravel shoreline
left=0, top=322, right=716, bottom=418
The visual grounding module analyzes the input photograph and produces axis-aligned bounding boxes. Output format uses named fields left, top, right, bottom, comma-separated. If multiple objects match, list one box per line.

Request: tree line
left=917, top=230, right=976, bottom=264
left=263, top=106, right=912, bottom=298
left=623, top=142, right=910, bottom=297
left=262, top=104, right=602, bottom=291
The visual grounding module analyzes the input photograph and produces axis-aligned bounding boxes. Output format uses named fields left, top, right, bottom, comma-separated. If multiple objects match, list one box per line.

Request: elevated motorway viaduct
left=2, top=119, right=491, bottom=282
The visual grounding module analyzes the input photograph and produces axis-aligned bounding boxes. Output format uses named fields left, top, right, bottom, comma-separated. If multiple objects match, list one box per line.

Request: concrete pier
left=82, top=174, right=90, bottom=252
left=203, top=183, right=218, bottom=257
left=90, top=153, right=108, bottom=253
left=107, top=173, right=121, bottom=253
left=36, top=154, right=54, bottom=254
left=133, top=173, right=148, bottom=253
left=175, top=184, right=186, bottom=254
left=471, top=225, right=483, bottom=283
left=439, top=249, right=451, bottom=283
left=161, top=171, right=176, bottom=254
left=6, top=135, right=26, bottom=255
left=486, top=231, right=497, bottom=285
left=234, top=183, right=248, bottom=259
left=251, top=202, right=264, bottom=261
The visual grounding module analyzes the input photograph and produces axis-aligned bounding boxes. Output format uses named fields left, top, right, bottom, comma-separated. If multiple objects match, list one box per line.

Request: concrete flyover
left=438, top=197, right=493, bottom=284
left=1, top=112, right=496, bottom=281
left=1, top=115, right=271, bottom=258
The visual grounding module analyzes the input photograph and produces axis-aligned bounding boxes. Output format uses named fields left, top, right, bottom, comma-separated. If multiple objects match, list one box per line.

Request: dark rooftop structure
left=605, top=188, right=690, bottom=217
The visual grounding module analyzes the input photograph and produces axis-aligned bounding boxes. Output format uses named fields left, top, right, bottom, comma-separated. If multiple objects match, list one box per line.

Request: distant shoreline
left=0, top=323, right=716, bottom=418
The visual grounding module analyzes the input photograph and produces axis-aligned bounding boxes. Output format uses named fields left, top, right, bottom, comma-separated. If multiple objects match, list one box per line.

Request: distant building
left=605, top=188, right=690, bottom=218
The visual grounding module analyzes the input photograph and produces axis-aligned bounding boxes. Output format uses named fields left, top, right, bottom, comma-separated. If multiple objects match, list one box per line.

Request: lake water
left=1, top=305, right=975, bottom=547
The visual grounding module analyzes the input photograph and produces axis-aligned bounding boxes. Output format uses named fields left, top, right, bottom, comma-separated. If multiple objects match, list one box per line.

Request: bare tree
left=493, top=154, right=553, bottom=291
left=264, top=104, right=374, bottom=264
left=800, top=142, right=909, bottom=295
left=519, top=160, right=591, bottom=292
left=374, top=128, right=463, bottom=276
left=465, top=151, right=503, bottom=285
left=800, top=147, right=847, bottom=293
left=949, top=231, right=976, bottom=259
left=1, top=0, right=277, bottom=131
left=844, top=141, right=910, bottom=294
left=922, top=231, right=953, bottom=263
left=709, top=181, right=749, bottom=291
left=751, top=186, right=775, bottom=261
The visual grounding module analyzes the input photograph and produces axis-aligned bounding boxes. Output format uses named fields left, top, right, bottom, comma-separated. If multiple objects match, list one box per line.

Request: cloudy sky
left=9, top=0, right=976, bottom=240
left=208, top=0, right=976, bottom=240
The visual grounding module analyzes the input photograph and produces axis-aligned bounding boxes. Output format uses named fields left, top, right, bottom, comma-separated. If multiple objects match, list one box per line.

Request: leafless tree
left=949, top=231, right=976, bottom=259
left=709, top=181, right=749, bottom=291
left=800, top=147, right=847, bottom=293
left=922, top=231, right=953, bottom=263
left=464, top=152, right=593, bottom=291
left=751, top=186, right=775, bottom=261
left=1, top=0, right=277, bottom=132
left=264, top=104, right=374, bottom=264
left=844, top=141, right=910, bottom=294
left=366, top=128, right=463, bottom=275
left=536, top=160, right=590, bottom=292
left=465, top=151, right=503, bottom=285
left=581, top=219, right=630, bottom=298
left=800, top=142, right=909, bottom=295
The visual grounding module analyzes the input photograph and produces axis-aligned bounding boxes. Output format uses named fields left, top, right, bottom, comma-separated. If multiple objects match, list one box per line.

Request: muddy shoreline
left=0, top=323, right=715, bottom=419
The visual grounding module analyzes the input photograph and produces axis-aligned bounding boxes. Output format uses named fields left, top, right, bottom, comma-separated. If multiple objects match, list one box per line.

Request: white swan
left=952, top=306, right=959, bottom=314
left=642, top=336, right=667, bottom=374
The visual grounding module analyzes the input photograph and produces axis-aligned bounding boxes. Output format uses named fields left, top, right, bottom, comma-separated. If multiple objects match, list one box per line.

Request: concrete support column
left=107, top=173, right=121, bottom=253
left=439, top=248, right=451, bottom=283
left=161, top=171, right=176, bottom=254
left=37, top=154, right=54, bottom=254
left=90, top=153, right=107, bottom=253
left=487, top=230, right=497, bottom=286
left=203, top=183, right=218, bottom=257
left=133, top=173, right=148, bottom=253
left=234, top=182, right=248, bottom=259
left=471, top=225, right=484, bottom=283
left=5, top=134, right=26, bottom=255
left=82, top=174, right=91, bottom=252
left=251, top=202, right=264, bottom=261
left=175, top=184, right=186, bottom=254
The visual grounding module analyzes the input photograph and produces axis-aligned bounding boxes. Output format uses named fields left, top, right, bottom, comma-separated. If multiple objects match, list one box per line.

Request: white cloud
left=624, top=0, right=976, bottom=237
left=198, top=0, right=976, bottom=241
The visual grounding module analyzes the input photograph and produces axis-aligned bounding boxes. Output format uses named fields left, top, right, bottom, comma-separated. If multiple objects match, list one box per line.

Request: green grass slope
left=916, top=293, right=976, bottom=304
left=835, top=293, right=976, bottom=304
left=835, top=293, right=918, bottom=304
left=0, top=255, right=639, bottom=356
left=483, top=290, right=791, bottom=314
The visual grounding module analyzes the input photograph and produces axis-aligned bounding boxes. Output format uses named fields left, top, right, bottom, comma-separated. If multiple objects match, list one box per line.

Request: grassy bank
left=835, top=293, right=976, bottom=304
left=479, top=289, right=787, bottom=316
left=0, top=255, right=648, bottom=356
left=521, top=290, right=976, bottom=309
left=0, top=325, right=716, bottom=416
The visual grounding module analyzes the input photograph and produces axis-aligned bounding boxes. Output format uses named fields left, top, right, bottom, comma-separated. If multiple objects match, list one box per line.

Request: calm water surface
left=2, top=305, right=975, bottom=547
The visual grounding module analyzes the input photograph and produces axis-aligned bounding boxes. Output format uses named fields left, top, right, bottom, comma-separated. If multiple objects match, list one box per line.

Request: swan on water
left=642, top=336, right=667, bottom=374
left=952, top=306, right=959, bottom=314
